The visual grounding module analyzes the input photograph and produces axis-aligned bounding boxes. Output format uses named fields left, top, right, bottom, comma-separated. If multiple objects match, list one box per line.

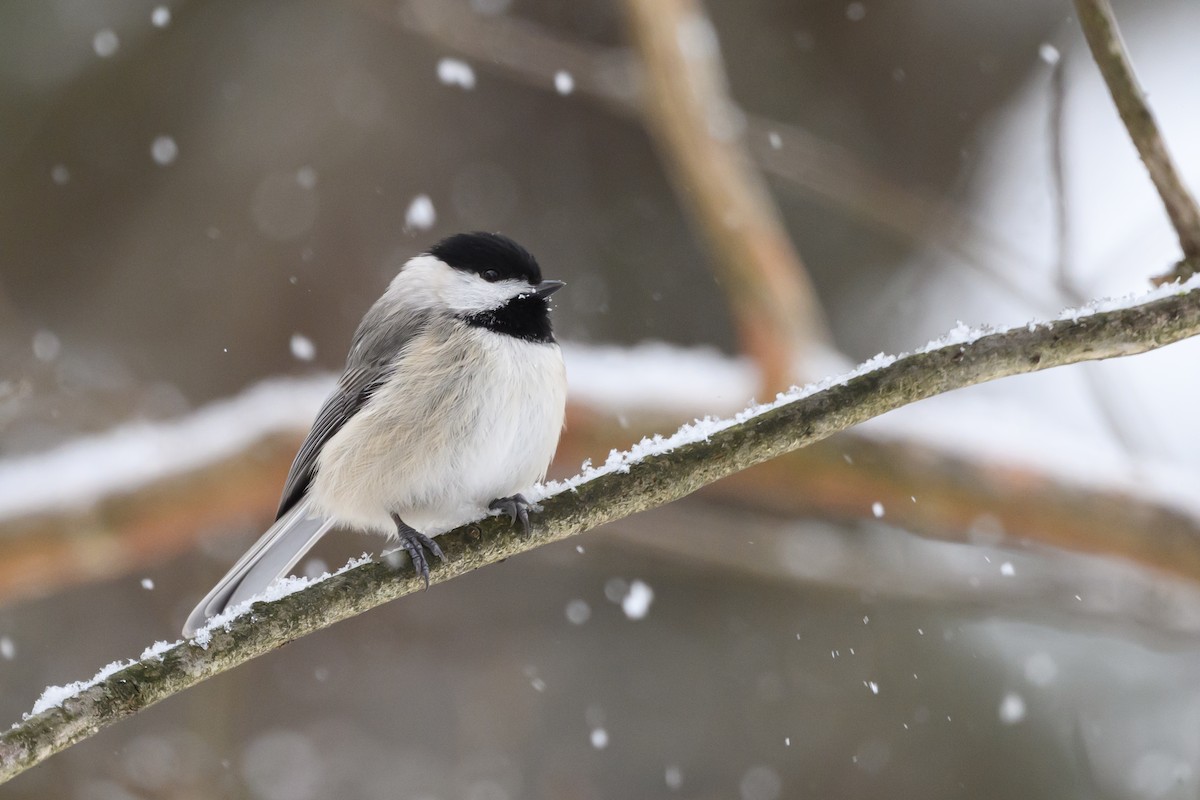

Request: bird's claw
left=489, top=494, right=540, bottom=535
left=391, top=515, right=445, bottom=589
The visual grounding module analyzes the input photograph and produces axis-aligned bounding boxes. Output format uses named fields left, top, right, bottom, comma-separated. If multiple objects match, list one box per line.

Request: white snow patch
left=93, top=29, right=119, bottom=58
left=51, top=164, right=70, bottom=185
left=531, top=346, right=909, bottom=502
left=865, top=680, right=880, bottom=695
left=151, top=6, right=171, bottom=27
left=140, top=578, right=155, bottom=590
left=621, top=580, right=654, bottom=620
left=404, top=194, right=436, bottom=230
left=188, top=552, right=373, bottom=648
left=871, top=501, right=884, bottom=519
left=1039, top=43, right=1060, bottom=65
left=31, top=679, right=102, bottom=716
left=665, top=765, right=683, bottom=790
left=1000, top=561, right=1015, bottom=577
left=32, top=330, right=61, bottom=362
left=1024, top=652, right=1058, bottom=686
left=150, top=135, right=177, bottom=165
left=34, top=662, right=122, bottom=716
left=565, top=599, right=591, bottom=625
left=561, top=341, right=757, bottom=414
left=295, top=166, right=317, bottom=189
left=998, top=692, right=1026, bottom=724
left=0, top=375, right=332, bottom=520
left=554, top=70, right=575, bottom=95
left=436, top=58, right=476, bottom=89
left=289, top=333, right=316, bottom=362
left=0, top=637, right=14, bottom=660
left=590, top=727, right=609, bottom=749
left=24, top=639, right=180, bottom=718
left=141, top=640, right=175, bottom=661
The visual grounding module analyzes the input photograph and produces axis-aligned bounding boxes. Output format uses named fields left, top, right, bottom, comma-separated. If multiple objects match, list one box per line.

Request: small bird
left=183, top=232, right=567, bottom=637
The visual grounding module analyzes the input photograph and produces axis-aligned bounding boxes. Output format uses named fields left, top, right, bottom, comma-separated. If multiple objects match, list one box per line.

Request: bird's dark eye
left=481, top=269, right=501, bottom=282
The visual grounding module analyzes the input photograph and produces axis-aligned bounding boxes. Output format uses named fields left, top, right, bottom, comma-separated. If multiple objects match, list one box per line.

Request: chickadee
left=183, top=232, right=567, bottom=637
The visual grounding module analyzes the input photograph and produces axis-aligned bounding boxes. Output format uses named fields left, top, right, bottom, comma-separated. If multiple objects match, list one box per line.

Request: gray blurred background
left=0, top=0, right=1068, bottom=453
left=4, top=0, right=1200, bottom=798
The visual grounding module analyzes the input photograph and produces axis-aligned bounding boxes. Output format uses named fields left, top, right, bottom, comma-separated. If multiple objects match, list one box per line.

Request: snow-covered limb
left=4, top=280, right=1200, bottom=783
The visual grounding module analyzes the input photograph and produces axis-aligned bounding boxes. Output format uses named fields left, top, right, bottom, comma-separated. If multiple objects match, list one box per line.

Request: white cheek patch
left=443, top=272, right=529, bottom=314
left=387, top=255, right=529, bottom=314
left=385, top=255, right=444, bottom=309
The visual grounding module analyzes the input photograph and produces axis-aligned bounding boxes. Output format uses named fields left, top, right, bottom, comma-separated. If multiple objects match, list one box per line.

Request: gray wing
left=275, top=302, right=429, bottom=519
left=275, top=367, right=386, bottom=519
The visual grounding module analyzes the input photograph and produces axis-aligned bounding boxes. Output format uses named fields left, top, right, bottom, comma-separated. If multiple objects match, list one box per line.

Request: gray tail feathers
left=182, top=499, right=335, bottom=637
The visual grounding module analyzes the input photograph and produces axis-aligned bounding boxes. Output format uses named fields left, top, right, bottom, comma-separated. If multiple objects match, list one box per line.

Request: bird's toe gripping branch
left=390, top=514, right=446, bottom=589
left=488, top=494, right=540, bottom=535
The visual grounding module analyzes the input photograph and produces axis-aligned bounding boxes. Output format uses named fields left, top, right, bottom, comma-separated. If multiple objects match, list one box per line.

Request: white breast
left=308, top=322, right=566, bottom=536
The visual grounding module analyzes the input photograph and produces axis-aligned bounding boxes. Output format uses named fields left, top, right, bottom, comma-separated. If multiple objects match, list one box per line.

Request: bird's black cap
left=429, top=232, right=543, bottom=285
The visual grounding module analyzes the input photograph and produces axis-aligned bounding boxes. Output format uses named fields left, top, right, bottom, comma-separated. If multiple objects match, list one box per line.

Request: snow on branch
left=3, top=277, right=1200, bottom=783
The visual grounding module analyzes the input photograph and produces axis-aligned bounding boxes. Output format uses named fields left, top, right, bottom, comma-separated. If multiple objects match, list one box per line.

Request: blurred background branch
left=1073, top=0, right=1200, bottom=283
left=7, top=383, right=1200, bottom=608
left=618, top=0, right=829, bottom=388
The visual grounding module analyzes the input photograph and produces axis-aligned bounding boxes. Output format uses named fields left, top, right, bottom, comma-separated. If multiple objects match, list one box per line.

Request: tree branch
left=4, top=279, right=1200, bottom=783
left=620, top=0, right=830, bottom=387
left=8, top=379, right=1200, bottom=607
left=1073, top=0, right=1200, bottom=282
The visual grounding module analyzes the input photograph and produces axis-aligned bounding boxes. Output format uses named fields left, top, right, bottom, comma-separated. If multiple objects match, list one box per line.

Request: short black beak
left=532, top=279, right=565, bottom=298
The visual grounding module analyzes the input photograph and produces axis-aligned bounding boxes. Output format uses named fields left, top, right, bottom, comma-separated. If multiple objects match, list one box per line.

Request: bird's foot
left=391, top=515, right=445, bottom=589
left=489, top=491, right=547, bottom=534
left=488, top=494, right=541, bottom=535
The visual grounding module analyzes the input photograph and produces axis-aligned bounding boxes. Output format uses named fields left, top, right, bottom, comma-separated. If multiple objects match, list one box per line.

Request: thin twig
left=1049, top=52, right=1072, bottom=293
left=1073, top=0, right=1200, bottom=283
left=3, top=279, right=1200, bottom=782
